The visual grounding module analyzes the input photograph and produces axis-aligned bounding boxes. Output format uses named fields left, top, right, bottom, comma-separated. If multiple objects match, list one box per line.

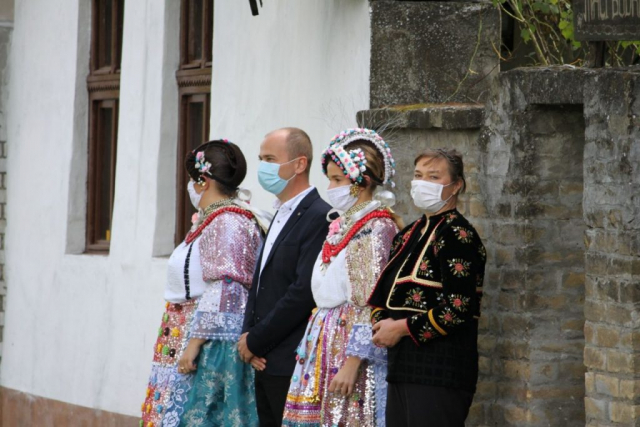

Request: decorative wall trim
left=175, top=67, right=212, bottom=88
left=86, top=75, right=120, bottom=93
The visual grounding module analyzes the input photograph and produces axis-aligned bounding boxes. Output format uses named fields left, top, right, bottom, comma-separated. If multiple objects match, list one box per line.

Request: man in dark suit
left=239, top=127, right=330, bottom=427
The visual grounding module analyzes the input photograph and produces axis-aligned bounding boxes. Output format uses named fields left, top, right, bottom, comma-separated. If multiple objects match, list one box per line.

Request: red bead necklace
left=185, top=206, right=254, bottom=244
left=321, top=210, right=393, bottom=264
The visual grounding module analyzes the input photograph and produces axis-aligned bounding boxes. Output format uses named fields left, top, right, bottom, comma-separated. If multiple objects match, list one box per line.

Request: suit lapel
left=251, top=217, right=277, bottom=287
left=262, top=189, right=319, bottom=270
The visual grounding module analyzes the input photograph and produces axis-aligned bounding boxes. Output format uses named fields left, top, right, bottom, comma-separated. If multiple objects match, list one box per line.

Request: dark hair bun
left=185, top=140, right=247, bottom=192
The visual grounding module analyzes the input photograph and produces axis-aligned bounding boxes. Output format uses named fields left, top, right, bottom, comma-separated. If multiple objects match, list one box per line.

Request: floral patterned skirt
left=178, top=340, right=258, bottom=427
left=141, top=300, right=198, bottom=427
left=282, top=305, right=386, bottom=427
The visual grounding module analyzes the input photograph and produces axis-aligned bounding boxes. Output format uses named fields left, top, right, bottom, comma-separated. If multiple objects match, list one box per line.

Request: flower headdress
left=194, top=151, right=212, bottom=182
left=186, top=139, right=237, bottom=185
left=321, top=128, right=396, bottom=188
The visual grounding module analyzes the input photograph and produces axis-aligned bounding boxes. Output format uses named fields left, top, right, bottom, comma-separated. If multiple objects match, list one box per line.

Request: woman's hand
left=372, top=318, right=409, bottom=348
left=178, top=338, right=206, bottom=374
left=328, top=357, right=361, bottom=396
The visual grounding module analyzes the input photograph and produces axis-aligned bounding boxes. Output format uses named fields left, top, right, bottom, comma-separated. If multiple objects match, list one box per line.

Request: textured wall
left=1, top=0, right=372, bottom=418
left=369, top=1, right=500, bottom=108
left=364, top=65, right=640, bottom=425
left=471, top=69, right=588, bottom=426
left=0, top=3, right=12, bottom=366
left=210, top=0, right=371, bottom=212
left=582, top=69, right=640, bottom=427
left=361, top=65, right=638, bottom=425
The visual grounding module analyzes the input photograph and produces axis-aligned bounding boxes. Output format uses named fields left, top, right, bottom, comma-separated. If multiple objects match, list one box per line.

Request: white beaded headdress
left=321, top=128, right=396, bottom=188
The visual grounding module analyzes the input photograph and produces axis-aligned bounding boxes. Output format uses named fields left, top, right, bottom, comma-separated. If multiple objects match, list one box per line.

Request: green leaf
left=558, top=20, right=569, bottom=30
left=521, top=27, right=531, bottom=42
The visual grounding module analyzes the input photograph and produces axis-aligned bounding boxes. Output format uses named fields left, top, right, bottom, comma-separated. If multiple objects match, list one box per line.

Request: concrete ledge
left=501, top=66, right=591, bottom=105
left=0, top=387, right=138, bottom=426
left=499, top=66, right=640, bottom=107
left=357, top=103, right=485, bottom=130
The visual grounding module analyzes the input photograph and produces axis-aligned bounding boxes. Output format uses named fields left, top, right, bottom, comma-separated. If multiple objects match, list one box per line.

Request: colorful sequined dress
left=282, top=203, right=398, bottom=427
left=141, top=206, right=262, bottom=427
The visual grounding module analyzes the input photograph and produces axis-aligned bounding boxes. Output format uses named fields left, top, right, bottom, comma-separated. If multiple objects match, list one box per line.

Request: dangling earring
left=349, top=183, right=360, bottom=198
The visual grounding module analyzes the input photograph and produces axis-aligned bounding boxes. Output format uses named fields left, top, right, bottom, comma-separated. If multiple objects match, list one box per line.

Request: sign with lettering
left=574, top=0, right=640, bottom=41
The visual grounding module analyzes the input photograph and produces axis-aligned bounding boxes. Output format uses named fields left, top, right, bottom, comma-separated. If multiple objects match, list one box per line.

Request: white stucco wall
left=1, top=0, right=369, bottom=417
left=211, top=1, right=371, bottom=209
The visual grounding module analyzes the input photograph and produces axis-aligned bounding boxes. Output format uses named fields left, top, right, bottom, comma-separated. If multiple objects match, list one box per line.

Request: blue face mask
left=258, top=158, right=300, bottom=195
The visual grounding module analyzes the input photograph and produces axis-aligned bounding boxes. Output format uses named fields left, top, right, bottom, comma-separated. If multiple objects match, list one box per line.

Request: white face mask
left=326, top=184, right=358, bottom=212
left=187, top=181, right=203, bottom=209
left=410, top=180, right=454, bottom=213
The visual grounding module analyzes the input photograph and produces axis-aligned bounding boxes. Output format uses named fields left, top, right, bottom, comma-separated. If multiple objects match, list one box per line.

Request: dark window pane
left=187, top=101, right=204, bottom=151
left=184, top=100, right=204, bottom=233
left=176, top=94, right=209, bottom=244
left=97, top=103, right=115, bottom=242
left=205, top=0, right=213, bottom=63
left=188, top=0, right=203, bottom=62
left=99, top=0, right=113, bottom=68
left=115, top=0, right=124, bottom=70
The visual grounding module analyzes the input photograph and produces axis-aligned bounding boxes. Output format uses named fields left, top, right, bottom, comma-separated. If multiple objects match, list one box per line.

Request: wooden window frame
left=174, top=0, right=214, bottom=245
left=90, top=0, right=124, bottom=75
left=86, top=0, right=124, bottom=253
left=175, top=89, right=211, bottom=244
left=86, top=91, right=119, bottom=252
left=179, top=0, right=213, bottom=70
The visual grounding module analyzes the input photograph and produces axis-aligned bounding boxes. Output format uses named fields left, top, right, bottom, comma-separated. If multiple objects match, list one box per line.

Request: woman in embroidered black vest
left=368, top=148, right=486, bottom=427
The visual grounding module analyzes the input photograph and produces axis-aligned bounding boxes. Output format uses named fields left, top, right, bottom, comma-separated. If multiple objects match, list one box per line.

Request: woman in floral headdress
left=140, top=140, right=268, bottom=427
left=282, top=129, right=401, bottom=427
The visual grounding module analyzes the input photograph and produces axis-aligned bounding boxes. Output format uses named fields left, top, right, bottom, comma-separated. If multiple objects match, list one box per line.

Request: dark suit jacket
left=242, top=188, right=330, bottom=376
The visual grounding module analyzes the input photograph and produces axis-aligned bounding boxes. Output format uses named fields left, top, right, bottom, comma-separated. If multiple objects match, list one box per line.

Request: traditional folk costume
left=283, top=129, right=398, bottom=427
left=141, top=140, right=268, bottom=427
left=368, top=208, right=486, bottom=426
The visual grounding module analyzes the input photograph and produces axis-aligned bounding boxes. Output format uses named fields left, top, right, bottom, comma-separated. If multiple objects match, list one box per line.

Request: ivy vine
left=492, top=0, right=640, bottom=66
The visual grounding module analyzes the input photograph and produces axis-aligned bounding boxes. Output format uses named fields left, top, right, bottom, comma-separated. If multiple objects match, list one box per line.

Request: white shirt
left=165, top=237, right=208, bottom=303
left=259, top=186, right=315, bottom=276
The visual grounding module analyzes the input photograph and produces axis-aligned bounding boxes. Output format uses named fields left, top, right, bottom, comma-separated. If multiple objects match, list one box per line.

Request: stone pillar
left=582, top=69, right=640, bottom=427
left=361, top=68, right=591, bottom=426
left=473, top=69, right=588, bottom=426
left=369, top=0, right=500, bottom=107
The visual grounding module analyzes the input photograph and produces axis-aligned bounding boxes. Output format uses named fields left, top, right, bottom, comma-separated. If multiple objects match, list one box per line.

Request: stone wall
left=582, top=69, right=640, bottom=427
left=366, top=3, right=640, bottom=424
left=369, top=0, right=500, bottom=107
left=474, top=69, right=588, bottom=426
left=362, top=65, right=640, bottom=426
